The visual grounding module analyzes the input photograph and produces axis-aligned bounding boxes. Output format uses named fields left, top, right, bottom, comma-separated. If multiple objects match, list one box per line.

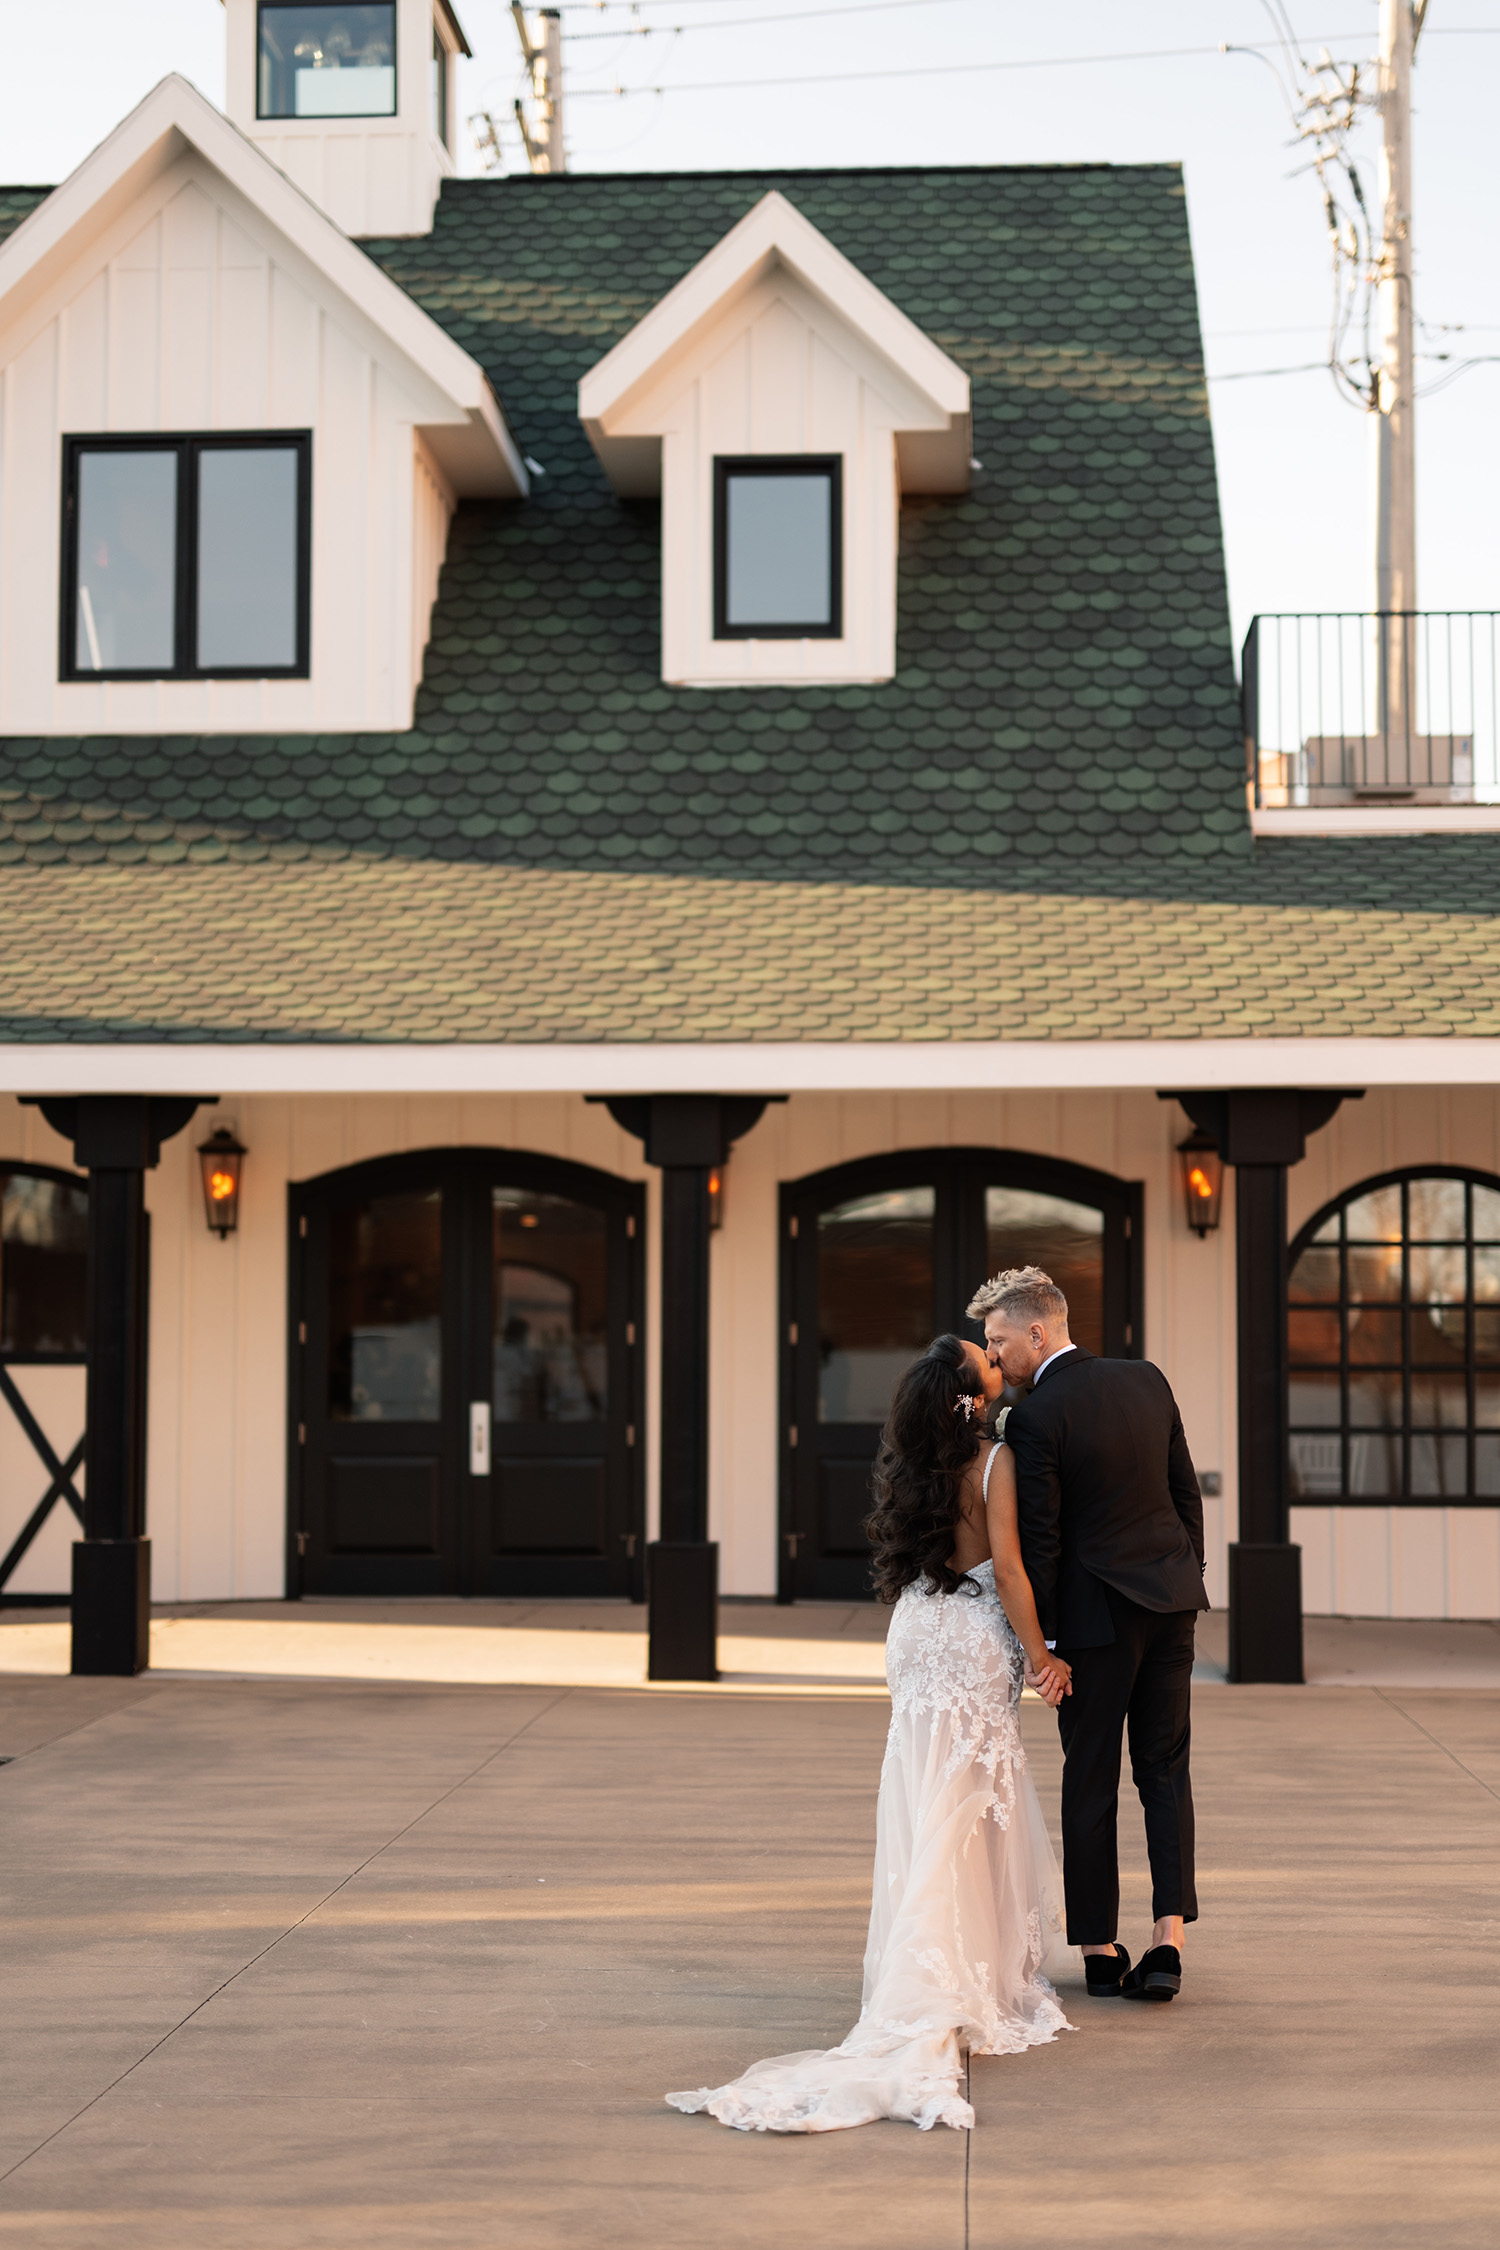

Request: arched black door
left=290, top=1149, right=645, bottom=1599
left=779, top=1147, right=1142, bottom=1600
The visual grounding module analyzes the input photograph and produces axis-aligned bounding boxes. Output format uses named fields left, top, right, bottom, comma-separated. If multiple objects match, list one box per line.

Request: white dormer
left=0, top=75, right=524, bottom=737
left=225, top=0, right=469, bottom=239
left=579, top=192, right=971, bottom=688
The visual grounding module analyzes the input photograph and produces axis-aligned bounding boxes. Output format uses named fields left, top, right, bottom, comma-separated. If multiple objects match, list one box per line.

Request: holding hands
left=1024, top=1653, right=1072, bottom=1707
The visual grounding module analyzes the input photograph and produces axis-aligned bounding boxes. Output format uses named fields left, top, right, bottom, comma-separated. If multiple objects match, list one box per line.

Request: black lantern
left=707, top=1166, right=725, bottom=1231
left=198, top=1126, right=246, bottom=1238
left=1177, top=1129, right=1223, bottom=1237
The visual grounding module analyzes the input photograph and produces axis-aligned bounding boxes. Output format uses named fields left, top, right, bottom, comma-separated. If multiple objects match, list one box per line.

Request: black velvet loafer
left=1082, top=1945, right=1131, bottom=1997
left=1120, top=1944, right=1181, bottom=2002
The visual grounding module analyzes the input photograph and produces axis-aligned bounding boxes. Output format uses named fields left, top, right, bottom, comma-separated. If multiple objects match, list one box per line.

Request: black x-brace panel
left=0, top=1363, right=85, bottom=1594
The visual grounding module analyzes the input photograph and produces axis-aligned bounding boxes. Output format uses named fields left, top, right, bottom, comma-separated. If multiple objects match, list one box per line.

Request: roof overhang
left=434, top=0, right=473, bottom=58
left=0, top=74, right=524, bottom=499
left=578, top=189, right=972, bottom=497
left=0, top=1038, right=1478, bottom=1098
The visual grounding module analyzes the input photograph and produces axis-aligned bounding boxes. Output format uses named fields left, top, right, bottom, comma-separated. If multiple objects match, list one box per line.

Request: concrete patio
left=3, top=1598, right=1497, bottom=1690
left=1, top=1618, right=1497, bottom=2247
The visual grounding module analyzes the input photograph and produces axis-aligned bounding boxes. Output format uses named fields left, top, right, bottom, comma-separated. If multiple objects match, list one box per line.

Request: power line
left=566, top=0, right=963, bottom=39
left=567, top=34, right=1451, bottom=101
left=1207, top=352, right=1500, bottom=386
left=1207, top=362, right=1333, bottom=382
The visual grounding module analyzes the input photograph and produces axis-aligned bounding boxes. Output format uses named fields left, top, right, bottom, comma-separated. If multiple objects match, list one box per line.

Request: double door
left=291, top=1150, right=644, bottom=1598
left=779, top=1148, right=1141, bottom=1600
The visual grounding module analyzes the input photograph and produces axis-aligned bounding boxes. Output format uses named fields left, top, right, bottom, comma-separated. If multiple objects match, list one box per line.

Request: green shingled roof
left=0, top=164, right=1496, bottom=1047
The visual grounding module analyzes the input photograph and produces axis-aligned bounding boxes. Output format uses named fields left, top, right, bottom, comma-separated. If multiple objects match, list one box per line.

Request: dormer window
left=714, top=457, right=842, bottom=641
left=580, top=192, right=970, bottom=687
left=61, top=435, right=311, bottom=681
left=257, top=2, right=398, bottom=119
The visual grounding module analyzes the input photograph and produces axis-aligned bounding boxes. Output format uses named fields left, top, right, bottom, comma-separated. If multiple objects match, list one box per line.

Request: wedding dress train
left=667, top=1492, right=1075, bottom=2133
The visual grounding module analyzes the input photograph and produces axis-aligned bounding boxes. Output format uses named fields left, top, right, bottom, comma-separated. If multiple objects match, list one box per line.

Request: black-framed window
left=257, top=2, right=397, bottom=120
left=713, top=455, right=842, bottom=640
left=1, top=1164, right=88, bottom=1362
left=61, top=434, right=311, bottom=682
left=1288, top=1167, right=1500, bottom=1505
left=431, top=19, right=450, bottom=147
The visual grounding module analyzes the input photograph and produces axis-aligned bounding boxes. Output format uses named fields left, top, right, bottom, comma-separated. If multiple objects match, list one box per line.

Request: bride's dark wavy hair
left=864, top=1334, right=985, bottom=1604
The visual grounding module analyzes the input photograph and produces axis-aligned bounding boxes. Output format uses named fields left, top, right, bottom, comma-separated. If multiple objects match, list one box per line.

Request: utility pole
left=513, top=5, right=565, bottom=175
left=1374, top=0, right=1420, bottom=748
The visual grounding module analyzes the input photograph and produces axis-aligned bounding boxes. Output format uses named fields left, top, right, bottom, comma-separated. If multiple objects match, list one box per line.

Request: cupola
left=224, top=0, right=469, bottom=238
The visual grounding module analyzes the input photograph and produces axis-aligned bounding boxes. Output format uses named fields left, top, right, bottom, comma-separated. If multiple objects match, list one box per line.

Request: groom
left=972, top=1265, right=1208, bottom=2004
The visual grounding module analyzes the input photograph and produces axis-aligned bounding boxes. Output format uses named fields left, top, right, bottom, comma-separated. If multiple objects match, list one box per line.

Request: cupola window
left=431, top=18, right=450, bottom=147
left=257, top=2, right=398, bottom=119
left=62, top=434, right=311, bottom=681
left=713, top=457, right=842, bottom=640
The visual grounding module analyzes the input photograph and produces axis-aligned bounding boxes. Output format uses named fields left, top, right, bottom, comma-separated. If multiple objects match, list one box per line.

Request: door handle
left=469, top=1400, right=491, bottom=1476
left=784, top=1532, right=801, bottom=1558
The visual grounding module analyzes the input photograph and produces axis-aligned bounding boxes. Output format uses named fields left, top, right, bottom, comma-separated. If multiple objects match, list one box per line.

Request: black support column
left=598, top=1094, right=782, bottom=1681
left=25, top=1096, right=207, bottom=1676
left=1169, top=1088, right=1359, bottom=1685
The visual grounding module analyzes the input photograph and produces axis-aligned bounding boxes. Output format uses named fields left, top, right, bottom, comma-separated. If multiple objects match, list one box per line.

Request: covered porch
left=4, top=1061, right=1500, bottom=1683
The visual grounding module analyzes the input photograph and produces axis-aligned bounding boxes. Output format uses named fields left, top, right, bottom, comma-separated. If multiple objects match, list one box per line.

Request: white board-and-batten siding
left=413, top=436, right=455, bottom=690
left=1, top=1085, right=1496, bottom=1620
left=643, top=272, right=911, bottom=685
left=0, top=153, right=454, bottom=736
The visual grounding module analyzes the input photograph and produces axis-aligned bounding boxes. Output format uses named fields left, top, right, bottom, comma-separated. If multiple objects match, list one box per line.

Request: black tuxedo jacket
left=1005, top=1347, right=1208, bottom=1648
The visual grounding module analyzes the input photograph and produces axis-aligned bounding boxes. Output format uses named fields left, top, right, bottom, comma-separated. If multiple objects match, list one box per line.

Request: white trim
left=2, top=1036, right=1499, bottom=1097
left=0, top=74, right=526, bottom=498
left=579, top=190, right=971, bottom=496
left=1251, top=803, right=1500, bottom=836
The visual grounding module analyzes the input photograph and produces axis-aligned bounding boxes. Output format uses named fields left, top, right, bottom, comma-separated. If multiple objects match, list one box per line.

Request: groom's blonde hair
left=966, top=1265, right=1069, bottom=1327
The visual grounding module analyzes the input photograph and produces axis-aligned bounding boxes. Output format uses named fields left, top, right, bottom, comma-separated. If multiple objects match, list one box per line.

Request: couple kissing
left=669, top=1264, right=1208, bottom=2134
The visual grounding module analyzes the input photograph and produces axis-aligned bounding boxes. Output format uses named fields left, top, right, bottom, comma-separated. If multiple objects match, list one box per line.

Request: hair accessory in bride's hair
left=953, top=1394, right=975, bottom=1421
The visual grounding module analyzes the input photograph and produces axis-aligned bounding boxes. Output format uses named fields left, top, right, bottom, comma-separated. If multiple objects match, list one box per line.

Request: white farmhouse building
left=2, top=0, right=1499, bottom=1680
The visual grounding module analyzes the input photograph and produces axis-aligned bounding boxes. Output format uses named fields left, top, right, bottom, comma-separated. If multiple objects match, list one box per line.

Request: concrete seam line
left=0, top=1687, right=574, bottom=2186
left=0, top=1681, right=171, bottom=1769
left=1373, top=1687, right=1500, bottom=1808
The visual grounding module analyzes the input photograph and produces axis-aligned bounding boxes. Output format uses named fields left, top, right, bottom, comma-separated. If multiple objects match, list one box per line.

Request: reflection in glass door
left=312, top=1186, right=448, bottom=1584
left=482, top=1187, right=621, bottom=1591
left=806, top=1186, right=938, bottom=1591
left=293, top=1152, right=644, bottom=1598
left=781, top=1149, right=1140, bottom=1600
left=985, top=1188, right=1106, bottom=1353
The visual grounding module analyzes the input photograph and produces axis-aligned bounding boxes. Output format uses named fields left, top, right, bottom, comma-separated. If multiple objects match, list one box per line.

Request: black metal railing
left=1242, top=612, right=1500, bottom=808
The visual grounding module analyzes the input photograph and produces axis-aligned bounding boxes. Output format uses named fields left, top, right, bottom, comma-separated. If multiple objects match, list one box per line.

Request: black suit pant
left=1055, top=1582, right=1198, bottom=1945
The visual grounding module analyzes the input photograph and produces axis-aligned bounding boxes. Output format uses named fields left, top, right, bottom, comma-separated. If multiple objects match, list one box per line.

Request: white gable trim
left=579, top=189, right=970, bottom=496
left=0, top=74, right=526, bottom=498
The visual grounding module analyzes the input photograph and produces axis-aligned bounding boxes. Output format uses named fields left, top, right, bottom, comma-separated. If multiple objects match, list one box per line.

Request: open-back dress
left=667, top=1443, right=1075, bottom=2132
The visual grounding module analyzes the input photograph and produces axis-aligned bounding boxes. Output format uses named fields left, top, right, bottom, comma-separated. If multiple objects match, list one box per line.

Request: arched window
left=1289, top=1168, right=1500, bottom=1505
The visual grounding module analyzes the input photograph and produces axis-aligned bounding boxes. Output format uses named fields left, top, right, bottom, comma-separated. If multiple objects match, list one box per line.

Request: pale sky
left=2, top=0, right=1498, bottom=651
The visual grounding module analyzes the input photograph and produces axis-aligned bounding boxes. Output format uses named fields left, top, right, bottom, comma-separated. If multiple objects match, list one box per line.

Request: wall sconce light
left=708, top=1166, right=725, bottom=1230
left=198, top=1126, right=246, bottom=1238
left=1177, top=1129, right=1223, bottom=1237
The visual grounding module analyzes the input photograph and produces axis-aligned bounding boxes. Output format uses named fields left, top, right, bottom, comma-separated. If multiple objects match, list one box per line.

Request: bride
left=668, top=1334, right=1077, bottom=2135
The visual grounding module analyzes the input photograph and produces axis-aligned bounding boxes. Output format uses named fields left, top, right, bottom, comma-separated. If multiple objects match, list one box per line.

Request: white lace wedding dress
left=667, top=1450, right=1075, bottom=2133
